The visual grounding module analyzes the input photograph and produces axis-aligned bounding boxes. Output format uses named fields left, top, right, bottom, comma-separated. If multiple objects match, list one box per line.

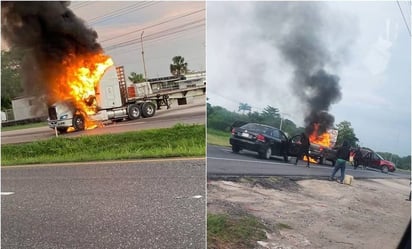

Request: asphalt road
left=1, top=102, right=205, bottom=145
left=2, top=159, right=205, bottom=249
left=207, top=145, right=410, bottom=179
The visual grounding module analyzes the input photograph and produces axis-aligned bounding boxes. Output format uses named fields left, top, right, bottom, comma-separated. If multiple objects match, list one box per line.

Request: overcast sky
left=71, top=1, right=205, bottom=78
left=207, top=1, right=411, bottom=157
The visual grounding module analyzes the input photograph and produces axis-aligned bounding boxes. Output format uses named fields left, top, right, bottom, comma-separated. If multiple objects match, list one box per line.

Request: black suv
left=230, top=123, right=289, bottom=162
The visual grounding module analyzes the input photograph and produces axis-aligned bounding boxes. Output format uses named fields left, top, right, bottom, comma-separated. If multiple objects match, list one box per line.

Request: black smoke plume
left=1, top=1, right=102, bottom=104
left=255, top=2, right=343, bottom=135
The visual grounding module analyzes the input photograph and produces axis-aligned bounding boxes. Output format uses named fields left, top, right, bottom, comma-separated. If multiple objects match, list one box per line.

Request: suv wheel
left=259, top=147, right=272, bottom=160
left=381, top=165, right=389, bottom=174
left=232, top=145, right=241, bottom=153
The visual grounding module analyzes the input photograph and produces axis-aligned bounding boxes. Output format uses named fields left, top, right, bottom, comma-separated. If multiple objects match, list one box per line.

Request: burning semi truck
left=47, top=59, right=204, bottom=133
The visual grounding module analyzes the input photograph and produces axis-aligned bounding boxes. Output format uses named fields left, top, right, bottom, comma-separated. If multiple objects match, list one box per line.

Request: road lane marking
left=2, top=157, right=205, bottom=169
left=208, top=156, right=287, bottom=165
left=191, top=195, right=202, bottom=199
left=1, top=192, right=15, bottom=196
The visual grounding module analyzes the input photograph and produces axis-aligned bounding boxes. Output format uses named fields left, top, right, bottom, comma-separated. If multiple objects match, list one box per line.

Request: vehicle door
left=370, top=152, right=381, bottom=169
left=269, top=129, right=283, bottom=156
left=278, top=131, right=290, bottom=157
left=288, top=134, right=302, bottom=157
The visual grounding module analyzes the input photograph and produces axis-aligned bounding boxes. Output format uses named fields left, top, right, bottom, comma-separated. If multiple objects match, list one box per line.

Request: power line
left=104, top=19, right=205, bottom=51
left=396, top=0, right=411, bottom=36
left=70, top=2, right=93, bottom=10
left=89, top=2, right=160, bottom=26
left=86, top=2, right=144, bottom=23
left=99, top=8, right=205, bottom=43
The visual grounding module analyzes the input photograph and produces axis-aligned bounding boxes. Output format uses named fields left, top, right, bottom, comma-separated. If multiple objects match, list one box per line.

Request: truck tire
left=128, top=104, right=141, bottom=120
left=141, top=102, right=156, bottom=118
left=73, top=114, right=85, bottom=131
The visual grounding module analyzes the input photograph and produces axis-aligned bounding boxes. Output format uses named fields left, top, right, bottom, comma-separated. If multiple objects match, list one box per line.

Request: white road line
left=1, top=192, right=15, bottom=196
left=191, top=195, right=203, bottom=199
left=208, top=156, right=285, bottom=165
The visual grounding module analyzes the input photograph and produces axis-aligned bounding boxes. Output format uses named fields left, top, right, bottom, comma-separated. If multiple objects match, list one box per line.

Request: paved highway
left=2, top=159, right=205, bottom=249
left=207, top=145, right=410, bottom=179
left=1, top=101, right=205, bottom=145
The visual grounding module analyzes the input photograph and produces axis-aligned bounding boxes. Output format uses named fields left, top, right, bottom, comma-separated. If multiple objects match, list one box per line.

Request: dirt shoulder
left=207, top=177, right=411, bottom=249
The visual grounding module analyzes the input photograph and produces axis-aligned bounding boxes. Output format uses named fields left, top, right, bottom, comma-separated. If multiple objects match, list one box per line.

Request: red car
left=358, top=148, right=396, bottom=173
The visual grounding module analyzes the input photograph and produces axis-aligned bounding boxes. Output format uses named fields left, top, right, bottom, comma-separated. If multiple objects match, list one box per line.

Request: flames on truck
left=48, top=52, right=113, bottom=131
left=305, top=123, right=338, bottom=165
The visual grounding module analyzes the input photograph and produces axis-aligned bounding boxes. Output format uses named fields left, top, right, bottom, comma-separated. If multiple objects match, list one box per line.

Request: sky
left=207, top=1, right=411, bottom=157
left=70, top=1, right=205, bottom=78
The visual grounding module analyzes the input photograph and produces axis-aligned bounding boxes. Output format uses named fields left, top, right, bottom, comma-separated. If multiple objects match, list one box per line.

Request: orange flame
left=303, top=155, right=317, bottom=163
left=51, top=53, right=113, bottom=129
left=309, top=123, right=331, bottom=147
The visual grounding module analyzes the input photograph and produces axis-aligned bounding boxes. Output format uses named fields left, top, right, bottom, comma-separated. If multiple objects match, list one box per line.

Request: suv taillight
left=231, top=128, right=235, bottom=135
left=256, top=134, right=265, bottom=142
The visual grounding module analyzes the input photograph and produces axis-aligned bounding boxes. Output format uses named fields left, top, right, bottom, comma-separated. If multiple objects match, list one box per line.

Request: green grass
left=1, top=124, right=205, bottom=166
left=1, top=122, right=47, bottom=131
left=207, top=128, right=230, bottom=147
left=207, top=213, right=267, bottom=249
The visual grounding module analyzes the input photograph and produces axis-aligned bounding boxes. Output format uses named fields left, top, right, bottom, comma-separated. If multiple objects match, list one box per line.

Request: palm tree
left=238, top=102, right=251, bottom=114
left=170, top=56, right=188, bottom=76
left=128, top=72, right=145, bottom=83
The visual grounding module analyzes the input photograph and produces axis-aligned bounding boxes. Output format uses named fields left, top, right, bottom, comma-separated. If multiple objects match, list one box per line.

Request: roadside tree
left=128, top=72, right=145, bottom=83
left=170, top=56, right=188, bottom=76
left=1, top=49, right=24, bottom=109
left=336, top=121, right=359, bottom=147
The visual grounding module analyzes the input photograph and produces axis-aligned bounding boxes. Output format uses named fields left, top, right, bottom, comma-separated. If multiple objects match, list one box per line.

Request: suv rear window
left=241, top=123, right=271, bottom=134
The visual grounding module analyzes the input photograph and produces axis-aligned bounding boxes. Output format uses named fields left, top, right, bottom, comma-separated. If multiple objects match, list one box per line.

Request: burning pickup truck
left=289, top=128, right=338, bottom=165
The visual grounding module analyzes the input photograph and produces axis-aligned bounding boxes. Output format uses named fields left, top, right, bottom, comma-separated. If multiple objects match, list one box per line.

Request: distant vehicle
left=230, top=123, right=289, bottom=162
left=357, top=148, right=396, bottom=173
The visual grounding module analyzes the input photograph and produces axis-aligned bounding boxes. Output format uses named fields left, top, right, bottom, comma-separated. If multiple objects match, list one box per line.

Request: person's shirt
left=336, top=145, right=350, bottom=161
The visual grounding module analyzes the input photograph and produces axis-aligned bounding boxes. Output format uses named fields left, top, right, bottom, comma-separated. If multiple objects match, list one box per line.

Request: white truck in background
left=48, top=66, right=205, bottom=133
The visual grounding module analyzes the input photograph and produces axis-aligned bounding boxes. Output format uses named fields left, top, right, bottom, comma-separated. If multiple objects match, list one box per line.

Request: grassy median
left=2, top=124, right=205, bottom=166
left=207, top=128, right=230, bottom=147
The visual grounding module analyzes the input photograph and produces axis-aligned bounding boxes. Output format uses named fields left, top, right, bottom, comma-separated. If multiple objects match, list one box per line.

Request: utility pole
left=140, top=31, right=148, bottom=79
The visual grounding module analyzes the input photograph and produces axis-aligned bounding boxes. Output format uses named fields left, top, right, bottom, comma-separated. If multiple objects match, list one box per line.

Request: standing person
left=353, top=146, right=363, bottom=170
left=295, top=132, right=311, bottom=168
left=329, top=140, right=351, bottom=183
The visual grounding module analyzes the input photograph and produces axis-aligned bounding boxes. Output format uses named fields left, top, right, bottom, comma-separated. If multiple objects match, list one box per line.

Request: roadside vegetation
left=207, top=128, right=230, bottom=147
left=2, top=124, right=205, bottom=166
left=207, top=213, right=268, bottom=249
left=207, top=102, right=411, bottom=170
left=1, top=121, right=47, bottom=131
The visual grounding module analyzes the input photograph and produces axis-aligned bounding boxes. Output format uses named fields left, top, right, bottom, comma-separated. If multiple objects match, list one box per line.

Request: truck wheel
left=141, top=102, right=156, bottom=118
left=128, top=104, right=141, bottom=120
left=73, top=114, right=85, bottom=131
left=381, top=165, right=389, bottom=174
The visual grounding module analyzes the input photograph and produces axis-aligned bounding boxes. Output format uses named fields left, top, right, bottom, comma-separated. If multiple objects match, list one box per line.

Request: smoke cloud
left=1, top=1, right=102, bottom=104
left=254, top=2, right=343, bottom=135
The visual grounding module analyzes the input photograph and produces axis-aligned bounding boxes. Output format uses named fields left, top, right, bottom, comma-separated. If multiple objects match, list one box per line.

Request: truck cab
left=48, top=100, right=85, bottom=133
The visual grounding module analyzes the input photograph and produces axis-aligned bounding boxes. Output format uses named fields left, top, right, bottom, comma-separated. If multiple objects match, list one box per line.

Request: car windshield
left=376, top=153, right=384, bottom=160
left=240, top=123, right=271, bottom=134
